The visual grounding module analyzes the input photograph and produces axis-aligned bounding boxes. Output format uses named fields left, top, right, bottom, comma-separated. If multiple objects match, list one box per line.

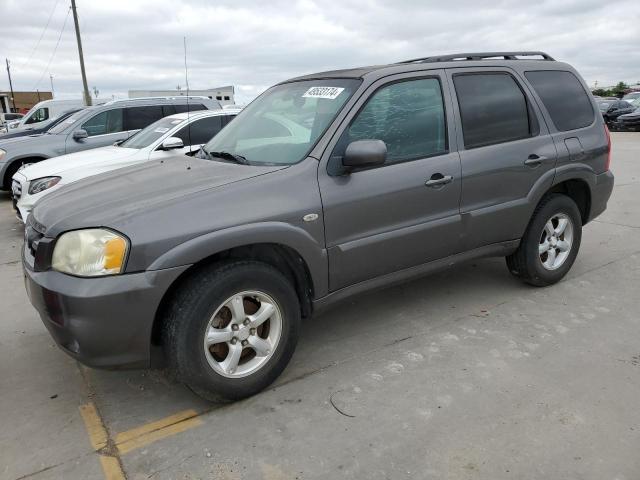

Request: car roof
left=283, top=51, right=565, bottom=84
left=165, top=108, right=242, bottom=121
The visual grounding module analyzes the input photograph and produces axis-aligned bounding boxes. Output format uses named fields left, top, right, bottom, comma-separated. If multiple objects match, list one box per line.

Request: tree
left=611, top=82, right=629, bottom=98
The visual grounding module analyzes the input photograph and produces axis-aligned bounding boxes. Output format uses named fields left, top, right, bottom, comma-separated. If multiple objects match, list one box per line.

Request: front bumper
left=23, top=260, right=190, bottom=369
left=588, top=170, right=614, bottom=222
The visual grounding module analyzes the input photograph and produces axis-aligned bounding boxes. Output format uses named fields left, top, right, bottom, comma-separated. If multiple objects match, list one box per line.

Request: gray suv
left=22, top=52, right=614, bottom=402
left=0, top=96, right=220, bottom=190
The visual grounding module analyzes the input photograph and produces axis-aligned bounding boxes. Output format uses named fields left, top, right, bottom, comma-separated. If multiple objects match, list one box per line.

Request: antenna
left=183, top=36, right=193, bottom=157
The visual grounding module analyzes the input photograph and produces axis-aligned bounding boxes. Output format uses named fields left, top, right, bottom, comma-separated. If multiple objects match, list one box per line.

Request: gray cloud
left=1, top=0, right=639, bottom=103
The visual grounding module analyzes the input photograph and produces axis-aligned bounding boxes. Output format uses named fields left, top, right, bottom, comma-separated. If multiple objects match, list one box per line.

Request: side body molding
left=146, top=221, right=329, bottom=298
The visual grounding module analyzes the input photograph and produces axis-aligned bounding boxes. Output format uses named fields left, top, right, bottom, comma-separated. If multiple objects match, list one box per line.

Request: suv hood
left=20, top=146, right=139, bottom=179
left=33, top=156, right=286, bottom=236
left=0, top=132, right=61, bottom=151
left=619, top=110, right=640, bottom=119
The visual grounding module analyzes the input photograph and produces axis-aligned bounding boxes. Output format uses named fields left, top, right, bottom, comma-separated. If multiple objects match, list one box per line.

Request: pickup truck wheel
left=506, top=194, right=582, bottom=287
left=163, top=261, right=300, bottom=402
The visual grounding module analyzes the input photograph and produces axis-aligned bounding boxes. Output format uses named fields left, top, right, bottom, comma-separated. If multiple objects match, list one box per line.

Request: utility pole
left=70, top=0, right=91, bottom=106
left=5, top=59, right=16, bottom=111
left=50, top=74, right=55, bottom=98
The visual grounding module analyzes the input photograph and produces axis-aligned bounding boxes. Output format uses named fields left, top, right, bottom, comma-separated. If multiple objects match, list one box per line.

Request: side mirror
left=72, top=129, right=88, bottom=140
left=342, top=139, right=387, bottom=172
left=159, top=137, right=184, bottom=150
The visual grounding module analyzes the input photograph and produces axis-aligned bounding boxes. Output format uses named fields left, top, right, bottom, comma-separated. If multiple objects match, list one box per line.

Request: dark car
left=0, top=108, right=83, bottom=140
left=598, top=99, right=635, bottom=127
left=613, top=105, right=640, bottom=131
left=23, top=51, right=614, bottom=402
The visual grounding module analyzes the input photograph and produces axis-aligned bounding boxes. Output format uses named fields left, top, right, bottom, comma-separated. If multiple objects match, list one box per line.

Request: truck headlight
left=52, top=229, right=129, bottom=277
left=29, top=176, right=61, bottom=194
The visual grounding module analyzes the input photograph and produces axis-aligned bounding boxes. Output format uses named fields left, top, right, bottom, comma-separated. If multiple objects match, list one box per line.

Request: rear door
left=65, top=108, right=127, bottom=153
left=522, top=69, right=605, bottom=180
left=319, top=71, right=463, bottom=291
left=446, top=68, right=557, bottom=250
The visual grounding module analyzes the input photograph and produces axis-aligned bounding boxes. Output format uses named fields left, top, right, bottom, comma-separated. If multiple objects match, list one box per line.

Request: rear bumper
left=588, top=170, right=614, bottom=222
left=23, top=261, right=190, bottom=369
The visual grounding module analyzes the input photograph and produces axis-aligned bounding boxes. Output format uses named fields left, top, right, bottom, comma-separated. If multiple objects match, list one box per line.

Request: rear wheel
left=506, top=194, right=582, bottom=286
left=163, top=260, right=300, bottom=402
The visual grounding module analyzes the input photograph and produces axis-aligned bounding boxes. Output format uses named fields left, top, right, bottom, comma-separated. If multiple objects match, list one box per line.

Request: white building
left=128, top=86, right=235, bottom=106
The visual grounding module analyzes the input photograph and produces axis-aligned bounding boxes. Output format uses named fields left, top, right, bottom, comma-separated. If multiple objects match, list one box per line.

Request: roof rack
left=400, top=51, right=555, bottom=64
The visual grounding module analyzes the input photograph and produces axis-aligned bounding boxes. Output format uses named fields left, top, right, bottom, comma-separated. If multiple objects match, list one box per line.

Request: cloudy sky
left=1, top=0, right=639, bottom=104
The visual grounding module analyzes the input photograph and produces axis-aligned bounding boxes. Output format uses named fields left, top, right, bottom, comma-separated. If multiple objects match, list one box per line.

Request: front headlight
left=52, top=229, right=129, bottom=277
left=28, top=176, right=61, bottom=195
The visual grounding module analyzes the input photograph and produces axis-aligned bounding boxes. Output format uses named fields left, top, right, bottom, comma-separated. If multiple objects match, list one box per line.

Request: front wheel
left=163, top=261, right=301, bottom=402
left=506, top=194, right=582, bottom=287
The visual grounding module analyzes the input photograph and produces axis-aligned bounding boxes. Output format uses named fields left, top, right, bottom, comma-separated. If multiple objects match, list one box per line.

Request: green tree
left=611, top=82, right=629, bottom=98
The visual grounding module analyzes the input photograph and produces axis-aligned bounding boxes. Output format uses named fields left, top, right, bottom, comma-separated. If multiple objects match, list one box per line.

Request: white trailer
left=128, top=86, right=235, bottom=106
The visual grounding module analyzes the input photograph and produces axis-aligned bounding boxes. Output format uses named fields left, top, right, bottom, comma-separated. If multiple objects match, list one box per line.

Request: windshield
left=598, top=100, right=615, bottom=111
left=47, top=108, right=92, bottom=134
left=120, top=116, right=184, bottom=149
left=202, top=79, right=361, bottom=165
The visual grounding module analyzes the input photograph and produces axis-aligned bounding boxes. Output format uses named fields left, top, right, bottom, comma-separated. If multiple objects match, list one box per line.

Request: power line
left=21, top=0, right=61, bottom=68
left=32, top=7, right=71, bottom=91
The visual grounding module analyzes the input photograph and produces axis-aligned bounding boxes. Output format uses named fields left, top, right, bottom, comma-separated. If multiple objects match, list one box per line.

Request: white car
left=11, top=108, right=239, bottom=221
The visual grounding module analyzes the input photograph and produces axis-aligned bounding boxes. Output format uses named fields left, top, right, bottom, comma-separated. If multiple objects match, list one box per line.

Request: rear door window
left=81, top=108, right=124, bottom=136
left=124, top=106, right=164, bottom=131
left=453, top=72, right=536, bottom=149
left=525, top=70, right=594, bottom=131
left=173, top=116, right=223, bottom=145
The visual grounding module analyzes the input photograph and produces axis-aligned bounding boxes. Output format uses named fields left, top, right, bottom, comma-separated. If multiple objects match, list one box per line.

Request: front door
left=318, top=72, right=463, bottom=291
left=65, top=107, right=129, bottom=154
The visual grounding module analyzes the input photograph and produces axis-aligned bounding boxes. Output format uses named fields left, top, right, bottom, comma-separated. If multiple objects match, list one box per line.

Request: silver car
left=0, top=96, right=220, bottom=190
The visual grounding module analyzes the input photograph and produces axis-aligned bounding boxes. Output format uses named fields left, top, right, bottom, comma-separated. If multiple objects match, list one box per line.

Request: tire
left=2, top=161, right=22, bottom=191
left=163, top=260, right=300, bottom=402
left=506, top=194, right=582, bottom=287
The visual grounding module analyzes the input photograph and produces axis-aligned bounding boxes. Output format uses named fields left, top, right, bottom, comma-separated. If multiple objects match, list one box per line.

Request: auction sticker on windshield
left=303, top=87, right=345, bottom=100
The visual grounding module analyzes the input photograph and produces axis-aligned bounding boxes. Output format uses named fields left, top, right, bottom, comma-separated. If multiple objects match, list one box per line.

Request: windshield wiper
left=207, top=150, right=250, bottom=165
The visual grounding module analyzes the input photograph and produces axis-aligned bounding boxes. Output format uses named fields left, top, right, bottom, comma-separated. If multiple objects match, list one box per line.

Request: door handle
left=524, top=154, right=547, bottom=166
left=425, top=174, right=453, bottom=187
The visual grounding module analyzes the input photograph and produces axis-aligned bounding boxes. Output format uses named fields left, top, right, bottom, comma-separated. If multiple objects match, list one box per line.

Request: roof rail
left=104, top=95, right=211, bottom=105
left=400, top=51, right=555, bottom=64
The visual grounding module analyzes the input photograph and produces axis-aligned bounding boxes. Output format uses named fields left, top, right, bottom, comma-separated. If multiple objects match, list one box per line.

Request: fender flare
left=147, top=221, right=329, bottom=297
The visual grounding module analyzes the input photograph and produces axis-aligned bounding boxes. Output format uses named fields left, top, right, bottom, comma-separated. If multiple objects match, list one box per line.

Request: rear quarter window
left=525, top=70, right=595, bottom=131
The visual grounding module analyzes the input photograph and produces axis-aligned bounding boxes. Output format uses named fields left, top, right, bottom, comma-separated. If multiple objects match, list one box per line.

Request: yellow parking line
left=98, top=456, right=126, bottom=480
left=79, top=402, right=125, bottom=480
left=114, top=409, right=203, bottom=455
left=79, top=403, right=109, bottom=450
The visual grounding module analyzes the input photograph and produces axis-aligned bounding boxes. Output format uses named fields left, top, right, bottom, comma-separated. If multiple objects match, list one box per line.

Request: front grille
left=11, top=179, right=22, bottom=218
left=11, top=179, right=22, bottom=199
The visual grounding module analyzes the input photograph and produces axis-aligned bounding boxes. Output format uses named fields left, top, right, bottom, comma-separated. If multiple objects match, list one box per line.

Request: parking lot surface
left=1, top=132, right=639, bottom=480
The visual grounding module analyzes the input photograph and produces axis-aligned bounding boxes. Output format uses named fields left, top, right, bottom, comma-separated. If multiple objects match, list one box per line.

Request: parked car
left=0, top=96, right=220, bottom=190
left=613, top=105, right=640, bottom=131
left=12, top=108, right=239, bottom=221
left=0, top=112, right=24, bottom=132
left=8, top=99, right=88, bottom=132
left=622, top=91, right=640, bottom=104
left=598, top=99, right=635, bottom=126
left=0, top=109, right=83, bottom=140
left=23, top=51, right=613, bottom=402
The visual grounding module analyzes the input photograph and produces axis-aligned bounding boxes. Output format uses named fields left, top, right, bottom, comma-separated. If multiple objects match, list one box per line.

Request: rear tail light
left=604, top=124, right=612, bottom=171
